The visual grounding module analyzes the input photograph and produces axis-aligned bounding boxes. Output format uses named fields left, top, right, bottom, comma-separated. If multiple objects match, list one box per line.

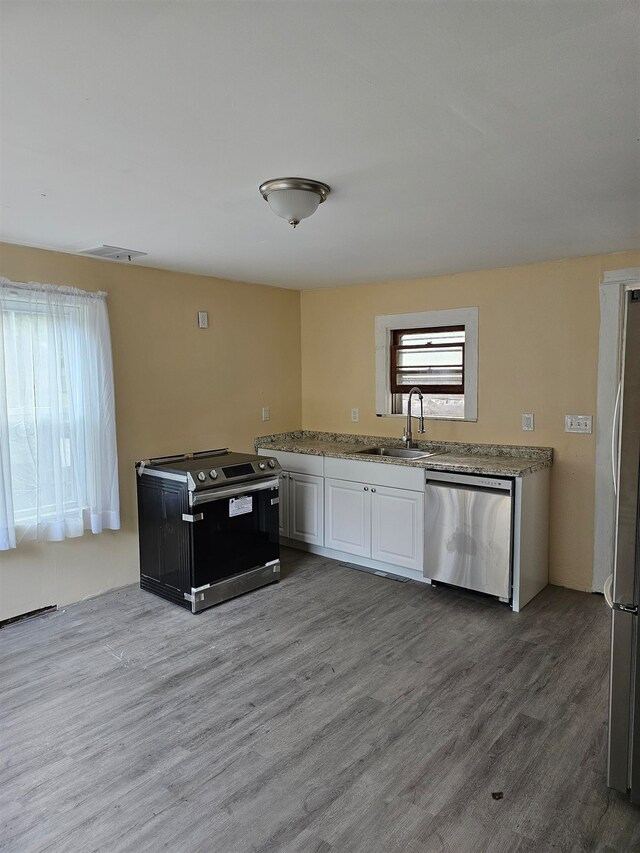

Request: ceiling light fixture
left=259, top=177, right=330, bottom=229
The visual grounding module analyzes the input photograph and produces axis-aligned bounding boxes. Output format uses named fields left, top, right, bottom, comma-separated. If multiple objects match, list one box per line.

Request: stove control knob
left=258, top=461, right=267, bottom=470
left=209, top=470, right=218, bottom=480
left=197, top=471, right=206, bottom=482
left=267, top=459, right=276, bottom=468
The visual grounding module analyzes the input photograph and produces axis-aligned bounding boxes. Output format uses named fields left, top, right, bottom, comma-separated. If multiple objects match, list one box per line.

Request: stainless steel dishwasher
left=424, top=470, right=513, bottom=601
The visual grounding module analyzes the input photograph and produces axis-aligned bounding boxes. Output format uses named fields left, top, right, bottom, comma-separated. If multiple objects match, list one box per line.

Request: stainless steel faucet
left=403, top=387, right=425, bottom=448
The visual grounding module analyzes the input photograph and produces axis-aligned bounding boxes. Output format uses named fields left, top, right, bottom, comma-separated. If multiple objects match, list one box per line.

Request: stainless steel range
left=135, top=448, right=281, bottom=613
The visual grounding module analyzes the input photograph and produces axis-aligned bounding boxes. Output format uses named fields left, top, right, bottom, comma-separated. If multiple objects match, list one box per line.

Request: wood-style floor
left=1, top=548, right=639, bottom=852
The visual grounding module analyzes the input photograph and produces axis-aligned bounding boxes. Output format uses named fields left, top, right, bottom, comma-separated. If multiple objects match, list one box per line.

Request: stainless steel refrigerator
left=606, top=288, right=640, bottom=802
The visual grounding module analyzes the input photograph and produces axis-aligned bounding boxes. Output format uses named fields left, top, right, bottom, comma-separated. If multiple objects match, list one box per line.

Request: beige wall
left=0, top=243, right=302, bottom=620
left=301, top=251, right=640, bottom=592
left=2, top=243, right=639, bottom=615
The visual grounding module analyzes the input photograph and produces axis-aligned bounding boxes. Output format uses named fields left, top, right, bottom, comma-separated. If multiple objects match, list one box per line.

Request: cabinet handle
left=371, top=488, right=376, bottom=493
left=363, top=486, right=369, bottom=491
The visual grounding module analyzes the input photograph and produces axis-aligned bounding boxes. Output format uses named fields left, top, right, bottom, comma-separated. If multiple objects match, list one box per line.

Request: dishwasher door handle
left=425, top=478, right=511, bottom=498
left=425, top=471, right=513, bottom=493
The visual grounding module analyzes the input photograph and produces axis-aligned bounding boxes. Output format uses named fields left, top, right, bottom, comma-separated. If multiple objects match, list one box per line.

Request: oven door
left=189, top=477, right=280, bottom=586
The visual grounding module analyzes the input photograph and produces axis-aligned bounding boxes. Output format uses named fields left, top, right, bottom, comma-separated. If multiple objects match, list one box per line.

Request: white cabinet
left=324, top=475, right=424, bottom=572
left=287, top=472, right=324, bottom=546
left=371, top=485, right=424, bottom=569
left=259, top=450, right=324, bottom=546
left=324, top=478, right=370, bottom=557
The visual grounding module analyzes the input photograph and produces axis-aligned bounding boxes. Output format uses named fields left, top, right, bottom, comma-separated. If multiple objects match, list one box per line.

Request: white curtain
left=0, top=278, right=120, bottom=550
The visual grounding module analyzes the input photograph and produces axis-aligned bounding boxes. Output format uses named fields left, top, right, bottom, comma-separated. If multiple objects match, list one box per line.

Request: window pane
left=397, top=347, right=463, bottom=367
left=395, top=370, right=463, bottom=387
left=398, top=329, right=464, bottom=346
left=423, top=395, right=465, bottom=419
left=3, top=306, right=81, bottom=522
left=393, top=393, right=465, bottom=420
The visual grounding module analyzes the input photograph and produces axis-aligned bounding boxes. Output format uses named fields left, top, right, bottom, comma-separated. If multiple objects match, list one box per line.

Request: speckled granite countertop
left=255, top=431, right=553, bottom=477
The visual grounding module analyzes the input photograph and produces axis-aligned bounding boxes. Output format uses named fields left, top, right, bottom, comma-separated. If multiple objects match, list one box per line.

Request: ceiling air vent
left=78, top=245, right=147, bottom=262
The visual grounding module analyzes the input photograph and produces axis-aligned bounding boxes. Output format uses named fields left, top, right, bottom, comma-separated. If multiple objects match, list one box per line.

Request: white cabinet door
left=371, top=486, right=424, bottom=571
left=289, top=473, right=324, bottom=546
left=278, top=471, right=290, bottom=538
left=324, top=477, right=371, bottom=557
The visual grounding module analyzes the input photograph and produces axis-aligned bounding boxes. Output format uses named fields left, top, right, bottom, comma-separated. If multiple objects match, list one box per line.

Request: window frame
left=375, top=307, right=478, bottom=421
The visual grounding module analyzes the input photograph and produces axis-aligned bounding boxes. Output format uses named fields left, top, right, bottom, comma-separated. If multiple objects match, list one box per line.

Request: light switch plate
left=351, top=408, right=359, bottom=422
left=522, top=413, right=534, bottom=431
left=565, top=414, right=592, bottom=433
left=262, top=407, right=270, bottom=421
left=197, top=311, right=209, bottom=329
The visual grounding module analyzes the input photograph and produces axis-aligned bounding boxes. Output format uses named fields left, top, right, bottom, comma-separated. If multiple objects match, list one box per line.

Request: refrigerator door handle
left=605, top=573, right=639, bottom=614
left=614, top=602, right=639, bottom=615
left=612, top=601, right=638, bottom=616
left=611, top=383, right=622, bottom=497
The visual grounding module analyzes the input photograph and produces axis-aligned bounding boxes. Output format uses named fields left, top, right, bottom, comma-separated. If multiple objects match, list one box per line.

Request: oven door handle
left=191, top=477, right=279, bottom=506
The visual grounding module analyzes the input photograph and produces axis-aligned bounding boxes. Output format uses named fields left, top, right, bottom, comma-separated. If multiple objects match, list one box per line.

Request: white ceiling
left=1, top=0, right=638, bottom=289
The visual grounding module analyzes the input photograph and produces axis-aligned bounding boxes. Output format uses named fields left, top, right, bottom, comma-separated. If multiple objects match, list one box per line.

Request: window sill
left=376, top=413, right=477, bottom=423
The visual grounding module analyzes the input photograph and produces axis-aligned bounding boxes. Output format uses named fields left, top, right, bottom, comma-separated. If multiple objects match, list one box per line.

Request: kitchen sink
left=355, top=446, right=445, bottom=459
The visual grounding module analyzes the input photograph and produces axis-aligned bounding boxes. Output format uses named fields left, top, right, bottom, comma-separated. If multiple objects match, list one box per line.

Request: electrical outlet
left=522, top=413, right=534, bottom=431
left=262, top=407, right=270, bottom=422
left=197, top=311, right=209, bottom=329
left=351, top=408, right=359, bottom=422
left=565, top=414, right=592, bottom=434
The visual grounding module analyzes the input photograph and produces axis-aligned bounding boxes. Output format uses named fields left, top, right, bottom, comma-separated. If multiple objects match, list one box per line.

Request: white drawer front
left=323, top=456, right=423, bottom=490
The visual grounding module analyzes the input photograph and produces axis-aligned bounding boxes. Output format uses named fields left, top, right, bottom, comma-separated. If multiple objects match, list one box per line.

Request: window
left=375, top=308, right=478, bottom=421
left=0, top=279, right=120, bottom=550
left=390, top=325, right=465, bottom=418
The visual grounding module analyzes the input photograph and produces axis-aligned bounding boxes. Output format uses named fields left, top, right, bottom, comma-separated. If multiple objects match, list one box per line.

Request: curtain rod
left=0, top=277, right=107, bottom=299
